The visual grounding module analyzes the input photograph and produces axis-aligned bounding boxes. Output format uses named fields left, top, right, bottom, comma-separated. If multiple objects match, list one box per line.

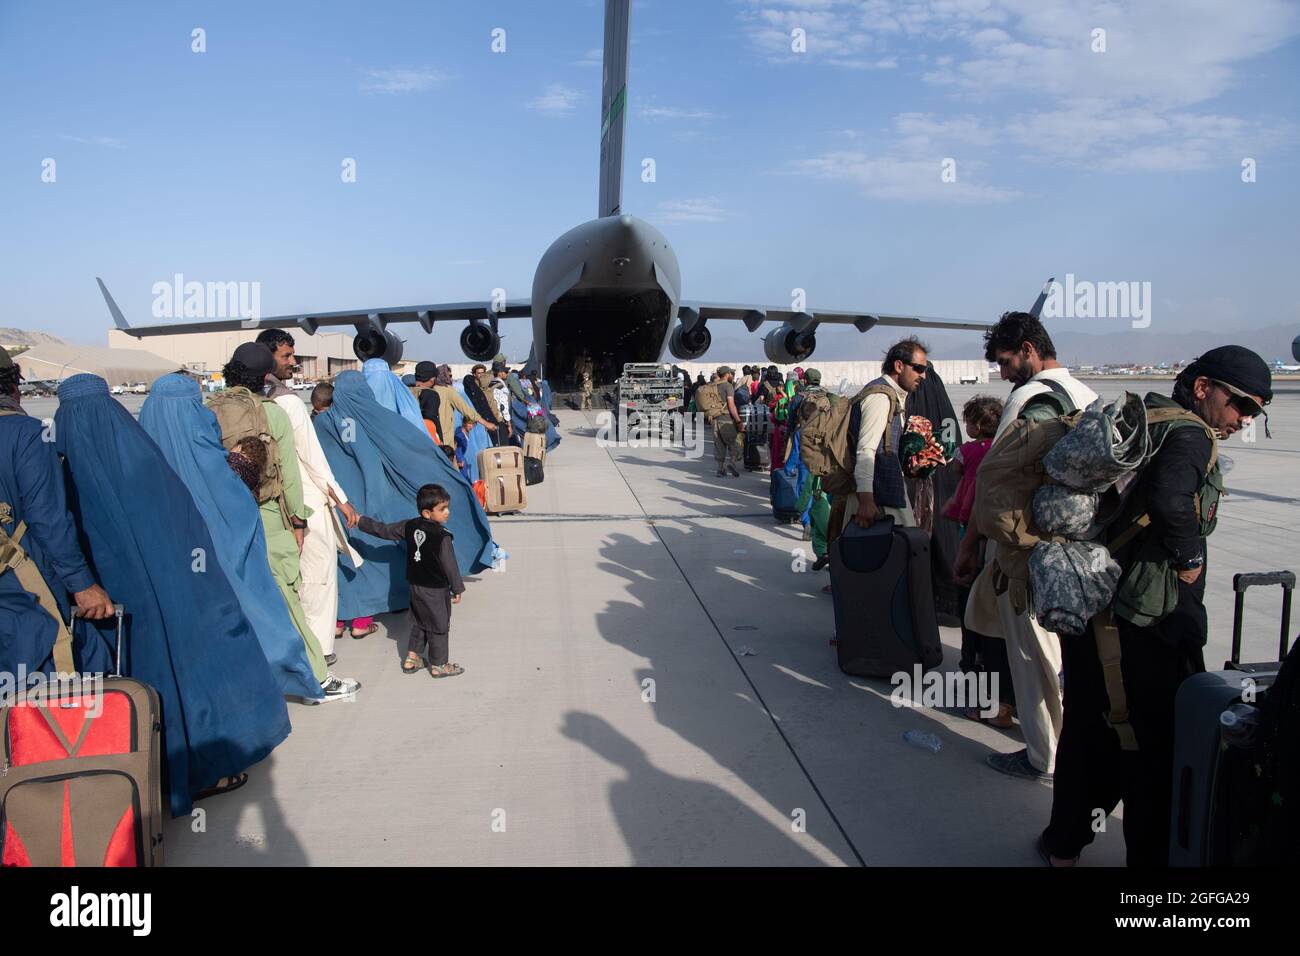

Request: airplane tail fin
left=1029, top=276, right=1055, bottom=318
left=598, top=0, right=631, bottom=218
left=97, top=277, right=137, bottom=335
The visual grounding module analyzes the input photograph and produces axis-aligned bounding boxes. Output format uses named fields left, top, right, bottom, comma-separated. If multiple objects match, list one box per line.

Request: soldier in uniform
left=575, top=351, right=595, bottom=411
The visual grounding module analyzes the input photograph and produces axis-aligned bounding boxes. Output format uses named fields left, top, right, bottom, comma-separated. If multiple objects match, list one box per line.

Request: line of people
left=694, top=315, right=1273, bottom=867
left=0, top=334, right=510, bottom=818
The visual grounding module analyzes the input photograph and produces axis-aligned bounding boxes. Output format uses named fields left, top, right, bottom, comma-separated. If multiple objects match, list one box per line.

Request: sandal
left=428, top=662, right=465, bottom=679
left=351, top=623, right=379, bottom=640
left=195, top=772, right=249, bottom=802
left=335, top=624, right=345, bottom=640
left=401, top=655, right=423, bottom=674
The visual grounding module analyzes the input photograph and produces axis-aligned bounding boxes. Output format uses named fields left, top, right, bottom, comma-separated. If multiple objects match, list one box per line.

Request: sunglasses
left=906, top=362, right=928, bottom=375
left=1213, top=381, right=1262, bottom=418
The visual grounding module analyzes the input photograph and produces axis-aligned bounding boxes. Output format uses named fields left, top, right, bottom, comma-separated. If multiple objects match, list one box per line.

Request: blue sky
left=2, top=0, right=1298, bottom=362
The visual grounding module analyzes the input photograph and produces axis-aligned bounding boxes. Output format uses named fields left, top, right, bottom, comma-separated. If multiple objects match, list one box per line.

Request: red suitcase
left=1, top=605, right=164, bottom=867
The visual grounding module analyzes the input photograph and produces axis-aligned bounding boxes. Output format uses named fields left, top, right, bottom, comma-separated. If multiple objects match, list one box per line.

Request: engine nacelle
left=763, top=325, right=816, bottom=364
left=460, top=323, right=501, bottom=363
left=353, top=327, right=404, bottom=365
left=668, top=324, right=711, bottom=361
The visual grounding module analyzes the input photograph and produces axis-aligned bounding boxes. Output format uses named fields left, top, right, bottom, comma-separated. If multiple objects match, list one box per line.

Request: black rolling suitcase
left=829, top=518, right=943, bottom=677
left=1169, top=570, right=1294, bottom=866
left=744, top=440, right=770, bottom=472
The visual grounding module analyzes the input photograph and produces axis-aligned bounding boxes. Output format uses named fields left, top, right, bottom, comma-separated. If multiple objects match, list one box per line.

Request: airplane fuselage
left=531, top=214, right=681, bottom=388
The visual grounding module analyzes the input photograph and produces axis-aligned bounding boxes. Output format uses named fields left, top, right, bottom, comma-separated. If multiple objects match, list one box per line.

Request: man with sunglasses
left=1039, top=345, right=1272, bottom=867
left=845, top=336, right=932, bottom=531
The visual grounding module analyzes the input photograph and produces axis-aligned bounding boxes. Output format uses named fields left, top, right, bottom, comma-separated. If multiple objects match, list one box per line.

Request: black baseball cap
left=231, top=342, right=274, bottom=376
left=414, top=361, right=438, bottom=381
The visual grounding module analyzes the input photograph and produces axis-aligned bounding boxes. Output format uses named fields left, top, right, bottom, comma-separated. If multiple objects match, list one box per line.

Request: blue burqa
left=509, top=379, right=562, bottom=452
left=314, top=371, right=498, bottom=619
left=363, top=358, right=428, bottom=437
left=0, top=411, right=113, bottom=677
left=54, top=375, right=291, bottom=817
left=139, top=374, right=321, bottom=700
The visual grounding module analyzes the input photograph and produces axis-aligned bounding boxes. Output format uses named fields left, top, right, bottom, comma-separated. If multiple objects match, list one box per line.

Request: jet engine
left=763, top=324, right=816, bottom=364
left=668, top=323, right=711, bottom=361
left=353, top=327, right=404, bottom=365
left=460, top=322, right=501, bottom=363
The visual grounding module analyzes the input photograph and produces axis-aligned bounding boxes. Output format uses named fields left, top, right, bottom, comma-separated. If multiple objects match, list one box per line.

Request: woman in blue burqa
left=139, top=373, right=322, bottom=700
left=508, top=373, right=562, bottom=452
left=54, top=374, right=291, bottom=816
left=314, top=370, right=498, bottom=620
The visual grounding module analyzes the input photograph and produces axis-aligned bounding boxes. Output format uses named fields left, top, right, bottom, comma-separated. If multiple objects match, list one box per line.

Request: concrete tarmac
left=23, top=381, right=1297, bottom=865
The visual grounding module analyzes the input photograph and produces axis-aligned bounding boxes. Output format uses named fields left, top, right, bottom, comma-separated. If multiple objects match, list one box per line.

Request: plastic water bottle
left=902, top=730, right=942, bottom=754
left=1219, top=703, right=1259, bottom=749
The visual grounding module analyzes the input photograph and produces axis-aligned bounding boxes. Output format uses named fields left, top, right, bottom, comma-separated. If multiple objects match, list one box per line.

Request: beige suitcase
left=523, top=432, right=546, bottom=463
left=478, top=447, right=527, bottom=514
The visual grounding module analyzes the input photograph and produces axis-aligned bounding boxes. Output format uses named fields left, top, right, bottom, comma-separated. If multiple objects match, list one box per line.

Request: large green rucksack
left=206, top=387, right=290, bottom=527
left=693, top=383, right=726, bottom=422
left=798, top=383, right=899, bottom=496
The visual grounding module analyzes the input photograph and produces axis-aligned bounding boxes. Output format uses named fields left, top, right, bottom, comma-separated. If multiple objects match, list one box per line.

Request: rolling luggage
left=1169, top=569, right=1294, bottom=866
left=770, top=469, right=800, bottom=523
left=1, top=605, right=164, bottom=867
left=744, top=441, right=770, bottom=472
left=523, top=431, right=546, bottom=463
left=829, top=518, right=942, bottom=677
left=478, top=446, right=527, bottom=514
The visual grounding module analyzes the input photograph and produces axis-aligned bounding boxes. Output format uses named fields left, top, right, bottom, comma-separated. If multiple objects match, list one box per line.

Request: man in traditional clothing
left=845, top=338, right=930, bottom=531
left=211, top=342, right=359, bottom=702
left=465, top=364, right=509, bottom=446
left=412, top=361, right=495, bottom=457
left=0, top=348, right=115, bottom=679
left=257, top=330, right=363, bottom=667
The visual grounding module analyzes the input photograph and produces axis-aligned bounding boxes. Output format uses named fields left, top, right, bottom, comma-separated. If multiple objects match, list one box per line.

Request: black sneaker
left=986, top=749, right=1052, bottom=783
left=726, top=464, right=741, bottom=477
left=716, top=469, right=727, bottom=477
left=324, top=653, right=337, bottom=667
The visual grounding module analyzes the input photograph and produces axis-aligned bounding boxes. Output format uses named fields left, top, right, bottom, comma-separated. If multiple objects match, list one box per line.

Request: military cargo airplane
left=99, top=0, right=995, bottom=388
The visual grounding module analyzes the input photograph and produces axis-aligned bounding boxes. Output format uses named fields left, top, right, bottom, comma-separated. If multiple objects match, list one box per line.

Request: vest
left=858, top=380, right=907, bottom=508
left=404, top=518, right=453, bottom=590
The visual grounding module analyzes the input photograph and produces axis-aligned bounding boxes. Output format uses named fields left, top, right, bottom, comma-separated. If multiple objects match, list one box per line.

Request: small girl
left=942, top=395, right=1003, bottom=529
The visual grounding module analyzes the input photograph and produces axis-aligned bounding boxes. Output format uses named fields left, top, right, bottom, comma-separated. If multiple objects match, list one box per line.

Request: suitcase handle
left=68, top=603, right=126, bottom=678
left=1230, top=571, right=1294, bottom=666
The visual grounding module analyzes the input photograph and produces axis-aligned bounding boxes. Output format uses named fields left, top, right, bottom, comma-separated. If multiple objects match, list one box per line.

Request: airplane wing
left=677, top=301, right=993, bottom=334
left=97, top=278, right=531, bottom=338
left=677, top=277, right=1053, bottom=335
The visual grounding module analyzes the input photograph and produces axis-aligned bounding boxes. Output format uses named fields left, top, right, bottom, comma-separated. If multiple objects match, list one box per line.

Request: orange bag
left=473, top=479, right=487, bottom=508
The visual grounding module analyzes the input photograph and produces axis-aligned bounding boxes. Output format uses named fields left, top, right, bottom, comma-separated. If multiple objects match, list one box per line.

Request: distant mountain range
left=0, top=328, right=68, bottom=350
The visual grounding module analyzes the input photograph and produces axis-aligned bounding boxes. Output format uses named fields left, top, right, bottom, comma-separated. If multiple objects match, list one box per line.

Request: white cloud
left=638, top=101, right=716, bottom=122
left=361, top=68, right=442, bottom=94
left=657, top=198, right=728, bottom=223
left=528, top=83, right=584, bottom=117
left=60, top=135, right=124, bottom=148
left=787, top=150, right=1022, bottom=203
left=742, top=1, right=1300, bottom=175
left=574, top=48, right=603, bottom=67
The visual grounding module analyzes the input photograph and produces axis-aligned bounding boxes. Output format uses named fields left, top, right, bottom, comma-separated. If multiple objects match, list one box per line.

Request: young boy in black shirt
left=357, top=484, right=466, bottom=677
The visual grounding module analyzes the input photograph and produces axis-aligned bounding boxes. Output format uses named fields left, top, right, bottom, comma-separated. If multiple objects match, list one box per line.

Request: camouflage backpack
left=693, top=383, right=726, bottom=422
